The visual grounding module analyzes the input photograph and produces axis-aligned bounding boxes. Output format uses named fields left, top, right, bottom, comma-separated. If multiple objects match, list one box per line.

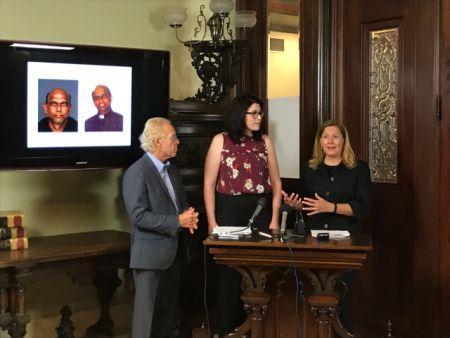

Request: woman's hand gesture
left=302, top=193, right=334, bottom=215
left=281, top=190, right=303, bottom=210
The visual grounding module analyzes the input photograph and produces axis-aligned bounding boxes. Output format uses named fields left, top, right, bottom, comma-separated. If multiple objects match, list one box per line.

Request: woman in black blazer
left=282, top=119, right=372, bottom=333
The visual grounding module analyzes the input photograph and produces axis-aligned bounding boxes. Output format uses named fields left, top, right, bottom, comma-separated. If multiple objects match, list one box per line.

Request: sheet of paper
left=310, top=230, right=350, bottom=239
left=212, top=226, right=251, bottom=236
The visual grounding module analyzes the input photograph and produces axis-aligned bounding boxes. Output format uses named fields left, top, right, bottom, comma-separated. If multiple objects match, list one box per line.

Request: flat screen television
left=0, top=40, right=170, bottom=169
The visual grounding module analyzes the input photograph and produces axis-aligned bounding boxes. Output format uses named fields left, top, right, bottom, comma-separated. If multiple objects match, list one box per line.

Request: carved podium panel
left=204, top=233, right=372, bottom=338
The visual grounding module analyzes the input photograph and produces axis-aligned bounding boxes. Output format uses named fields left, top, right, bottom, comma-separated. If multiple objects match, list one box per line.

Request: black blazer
left=300, top=160, right=372, bottom=232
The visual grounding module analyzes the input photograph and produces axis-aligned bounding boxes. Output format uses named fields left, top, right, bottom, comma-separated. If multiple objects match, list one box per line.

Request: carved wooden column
left=55, top=305, right=75, bottom=338
left=224, top=266, right=279, bottom=338
left=300, top=269, right=353, bottom=338
left=86, top=267, right=122, bottom=338
left=8, top=268, right=31, bottom=338
left=0, top=270, right=12, bottom=333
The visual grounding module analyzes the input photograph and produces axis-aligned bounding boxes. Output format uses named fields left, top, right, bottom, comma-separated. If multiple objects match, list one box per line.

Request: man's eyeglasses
left=245, top=110, right=264, bottom=118
left=49, top=102, right=70, bottom=108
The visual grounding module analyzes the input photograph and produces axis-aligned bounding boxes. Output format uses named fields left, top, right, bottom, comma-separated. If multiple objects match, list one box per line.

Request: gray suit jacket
left=122, top=154, right=188, bottom=270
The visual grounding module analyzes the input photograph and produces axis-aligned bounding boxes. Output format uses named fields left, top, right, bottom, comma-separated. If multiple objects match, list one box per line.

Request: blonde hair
left=309, top=120, right=356, bottom=169
left=139, top=117, right=171, bottom=152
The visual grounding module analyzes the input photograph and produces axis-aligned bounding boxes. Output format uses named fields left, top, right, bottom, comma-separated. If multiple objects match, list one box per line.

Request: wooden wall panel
left=439, top=1, right=450, bottom=336
left=339, top=4, right=417, bottom=333
left=300, top=0, right=320, bottom=164
left=332, top=0, right=441, bottom=337
left=236, top=0, right=267, bottom=101
left=413, top=1, right=440, bottom=337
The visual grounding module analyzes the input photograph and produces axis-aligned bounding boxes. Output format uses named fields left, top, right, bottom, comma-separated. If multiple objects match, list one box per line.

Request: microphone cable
left=284, top=240, right=303, bottom=338
left=228, top=225, right=250, bottom=234
left=202, top=244, right=211, bottom=336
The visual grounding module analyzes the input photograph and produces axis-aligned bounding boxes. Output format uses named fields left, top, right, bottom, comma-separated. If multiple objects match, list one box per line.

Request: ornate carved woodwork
left=226, top=265, right=275, bottom=337
left=204, top=233, right=372, bottom=338
left=0, top=270, right=11, bottom=331
left=0, top=230, right=130, bottom=338
left=55, top=305, right=75, bottom=338
left=86, top=267, right=122, bottom=337
left=169, top=99, right=226, bottom=211
left=8, top=269, right=29, bottom=338
left=368, top=28, right=399, bottom=184
left=184, top=40, right=249, bottom=105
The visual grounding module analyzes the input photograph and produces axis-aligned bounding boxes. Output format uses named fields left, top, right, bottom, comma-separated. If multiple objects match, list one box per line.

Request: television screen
left=28, top=62, right=132, bottom=148
left=0, top=41, right=170, bottom=169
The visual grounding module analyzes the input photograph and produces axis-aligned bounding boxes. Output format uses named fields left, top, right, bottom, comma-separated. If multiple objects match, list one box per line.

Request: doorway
left=267, top=0, right=300, bottom=179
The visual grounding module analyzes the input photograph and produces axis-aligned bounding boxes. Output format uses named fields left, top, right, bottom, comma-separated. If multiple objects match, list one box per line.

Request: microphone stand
left=249, top=219, right=258, bottom=235
left=249, top=220, right=273, bottom=239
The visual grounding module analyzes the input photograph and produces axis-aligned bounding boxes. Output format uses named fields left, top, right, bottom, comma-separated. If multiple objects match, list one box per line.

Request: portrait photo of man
left=85, top=85, right=123, bottom=132
left=38, top=88, right=78, bottom=132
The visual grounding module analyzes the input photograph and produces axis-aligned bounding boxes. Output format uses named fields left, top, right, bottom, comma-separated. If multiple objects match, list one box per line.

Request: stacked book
left=0, top=210, right=28, bottom=250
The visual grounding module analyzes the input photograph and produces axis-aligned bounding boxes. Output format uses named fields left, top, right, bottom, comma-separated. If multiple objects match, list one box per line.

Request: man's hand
left=179, top=207, right=199, bottom=234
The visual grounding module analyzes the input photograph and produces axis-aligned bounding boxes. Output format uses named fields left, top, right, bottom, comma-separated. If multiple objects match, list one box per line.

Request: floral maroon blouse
left=216, top=133, right=272, bottom=195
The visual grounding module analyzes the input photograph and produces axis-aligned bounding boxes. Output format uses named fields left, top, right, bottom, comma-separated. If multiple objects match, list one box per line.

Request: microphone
left=280, top=204, right=291, bottom=237
left=248, top=197, right=268, bottom=231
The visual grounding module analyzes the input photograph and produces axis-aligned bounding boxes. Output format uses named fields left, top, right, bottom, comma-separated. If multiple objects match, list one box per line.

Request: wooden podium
left=204, top=232, right=372, bottom=338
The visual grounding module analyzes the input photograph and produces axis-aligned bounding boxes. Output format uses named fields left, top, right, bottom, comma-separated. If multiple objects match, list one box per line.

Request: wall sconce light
left=166, top=0, right=257, bottom=104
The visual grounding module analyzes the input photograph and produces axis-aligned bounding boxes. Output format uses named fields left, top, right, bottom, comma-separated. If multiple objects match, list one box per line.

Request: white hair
left=139, top=117, right=171, bottom=152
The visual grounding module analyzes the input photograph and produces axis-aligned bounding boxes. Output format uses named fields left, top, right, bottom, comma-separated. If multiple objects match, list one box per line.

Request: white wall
left=268, top=96, right=300, bottom=179
left=267, top=30, right=300, bottom=178
left=0, top=0, right=206, bottom=100
left=267, top=31, right=300, bottom=98
left=0, top=0, right=214, bottom=237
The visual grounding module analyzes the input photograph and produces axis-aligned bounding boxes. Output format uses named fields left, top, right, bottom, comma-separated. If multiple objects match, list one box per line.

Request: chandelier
left=166, top=0, right=257, bottom=104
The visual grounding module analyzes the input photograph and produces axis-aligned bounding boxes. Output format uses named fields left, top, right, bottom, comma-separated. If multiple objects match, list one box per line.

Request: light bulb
left=166, top=7, right=187, bottom=27
left=235, top=10, right=257, bottom=28
left=209, top=0, right=234, bottom=14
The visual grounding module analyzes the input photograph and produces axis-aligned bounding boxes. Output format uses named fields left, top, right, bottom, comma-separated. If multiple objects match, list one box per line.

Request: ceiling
left=268, top=0, right=299, bottom=34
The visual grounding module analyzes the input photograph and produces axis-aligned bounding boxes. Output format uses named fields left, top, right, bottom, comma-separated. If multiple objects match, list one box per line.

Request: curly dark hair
left=225, top=92, right=264, bottom=144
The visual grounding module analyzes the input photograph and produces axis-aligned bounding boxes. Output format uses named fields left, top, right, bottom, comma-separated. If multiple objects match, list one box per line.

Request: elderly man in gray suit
left=123, top=117, right=199, bottom=338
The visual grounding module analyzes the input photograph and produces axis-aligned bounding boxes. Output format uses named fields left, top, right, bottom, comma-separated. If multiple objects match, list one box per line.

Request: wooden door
left=331, top=0, right=440, bottom=337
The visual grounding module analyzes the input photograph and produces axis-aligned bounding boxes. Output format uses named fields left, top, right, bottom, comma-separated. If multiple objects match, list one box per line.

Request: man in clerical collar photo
left=85, top=84, right=123, bottom=132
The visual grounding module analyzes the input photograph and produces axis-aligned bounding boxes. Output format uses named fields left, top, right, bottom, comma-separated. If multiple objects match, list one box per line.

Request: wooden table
left=204, top=232, right=373, bottom=338
left=0, top=230, right=130, bottom=338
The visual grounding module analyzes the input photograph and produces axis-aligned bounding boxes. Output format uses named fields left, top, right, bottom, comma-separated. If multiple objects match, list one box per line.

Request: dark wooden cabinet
left=169, top=99, right=226, bottom=212
left=168, top=99, right=226, bottom=336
